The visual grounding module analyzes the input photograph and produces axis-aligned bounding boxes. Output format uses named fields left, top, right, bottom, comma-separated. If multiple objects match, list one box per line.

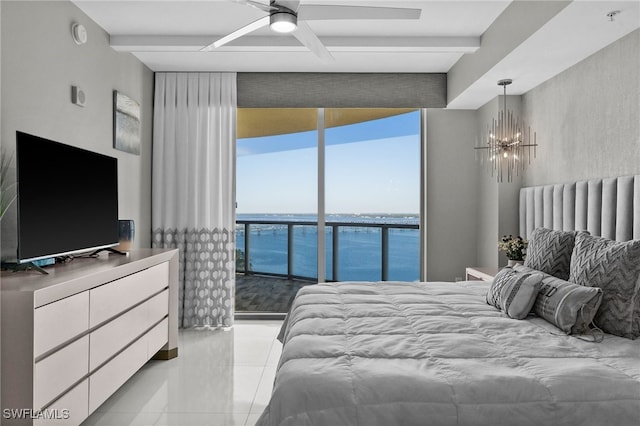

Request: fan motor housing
left=270, top=11, right=297, bottom=33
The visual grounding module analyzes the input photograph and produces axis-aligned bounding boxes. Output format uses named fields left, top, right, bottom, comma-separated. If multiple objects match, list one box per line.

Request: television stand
left=1, top=249, right=179, bottom=425
left=0, top=261, right=49, bottom=275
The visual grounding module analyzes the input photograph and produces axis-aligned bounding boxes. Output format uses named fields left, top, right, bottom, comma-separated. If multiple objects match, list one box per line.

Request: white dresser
left=1, top=249, right=179, bottom=425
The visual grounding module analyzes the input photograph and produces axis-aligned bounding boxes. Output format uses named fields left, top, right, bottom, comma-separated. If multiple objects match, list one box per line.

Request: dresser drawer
left=89, top=301, right=148, bottom=371
left=34, top=379, right=88, bottom=426
left=147, top=318, right=169, bottom=359
left=89, top=262, right=169, bottom=327
left=34, top=336, right=89, bottom=410
left=89, top=334, right=147, bottom=413
left=89, top=289, right=169, bottom=370
left=34, top=292, right=89, bottom=358
left=148, top=289, right=169, bottom=323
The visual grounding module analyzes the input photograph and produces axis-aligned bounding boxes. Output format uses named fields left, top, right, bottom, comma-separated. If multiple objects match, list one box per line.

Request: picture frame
left=113, top=91, right=141, bottom=155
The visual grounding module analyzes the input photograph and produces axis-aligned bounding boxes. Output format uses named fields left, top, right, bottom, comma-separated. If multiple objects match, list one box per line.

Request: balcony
left=235, top=218, right=419, bottom=313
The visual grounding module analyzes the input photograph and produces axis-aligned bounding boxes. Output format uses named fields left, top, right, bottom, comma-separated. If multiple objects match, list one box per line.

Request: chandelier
left=475, top=79, right=537, bottom=183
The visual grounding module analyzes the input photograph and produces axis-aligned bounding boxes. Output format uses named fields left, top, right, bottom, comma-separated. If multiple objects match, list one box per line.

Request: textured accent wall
left=1, top=1, right=154, bottom=259
left=238, top=73, right=446, bottom=108
left=522, top=29, right=640, bottom=186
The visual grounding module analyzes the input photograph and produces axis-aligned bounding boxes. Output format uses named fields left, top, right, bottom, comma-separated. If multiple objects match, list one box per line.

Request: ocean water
left=236, top=214, right=420, bottom=282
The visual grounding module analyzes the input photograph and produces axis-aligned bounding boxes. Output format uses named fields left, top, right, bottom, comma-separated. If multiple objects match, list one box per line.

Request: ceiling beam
left=447, top=0, right=640, bottom=110
left=110, top=35, right=480, bottom=53
left=447, top=0, right=571, bottom=109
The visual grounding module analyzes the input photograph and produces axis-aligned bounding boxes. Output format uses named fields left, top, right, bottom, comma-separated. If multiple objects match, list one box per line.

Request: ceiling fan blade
left=230, top=0, right=277, bottom=13
left=298, top=5, right=421, bottom=21
left=277, top=0, right=300, bottom=12
left=201, top=16, right=270, bottom=50
left=292, top=21, right=334, bottom=62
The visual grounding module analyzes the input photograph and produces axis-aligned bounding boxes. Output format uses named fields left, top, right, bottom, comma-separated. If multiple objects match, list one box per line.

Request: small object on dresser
left=114, top=219, right=135, bottom=252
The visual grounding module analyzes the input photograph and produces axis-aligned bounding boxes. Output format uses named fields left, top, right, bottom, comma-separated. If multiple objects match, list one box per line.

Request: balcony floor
left=235, top=274, right=315, bottom=313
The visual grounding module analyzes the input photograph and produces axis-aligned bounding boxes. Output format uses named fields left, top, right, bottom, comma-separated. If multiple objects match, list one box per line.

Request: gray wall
left=425, top=109, right=479, bottom=281
left=472, top=29, right=640, bottom=269
left=521, top=29, right=640, bottom=186
left=475, top=98, right=500, bottom=267
left=1, top=1, right=154, bottom=259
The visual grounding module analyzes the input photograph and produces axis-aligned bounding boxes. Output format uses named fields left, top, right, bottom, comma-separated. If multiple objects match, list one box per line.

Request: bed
left=256, top=175, right=640, bottom=426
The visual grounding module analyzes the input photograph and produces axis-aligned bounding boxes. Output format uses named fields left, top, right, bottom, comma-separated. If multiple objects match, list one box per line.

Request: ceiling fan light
left=270, top=12, right=297, bottom=33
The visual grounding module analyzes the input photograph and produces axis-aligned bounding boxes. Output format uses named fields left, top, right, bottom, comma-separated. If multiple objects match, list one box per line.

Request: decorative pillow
left=569, top=233, right=640, bottom=339
left=486, top=267, right=544, bottom=320
left=524, top=228, right=580, bottom=280
left=532, top=273, right=603, bottom=335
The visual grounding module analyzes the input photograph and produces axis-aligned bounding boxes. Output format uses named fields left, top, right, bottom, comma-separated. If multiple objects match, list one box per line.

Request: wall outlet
left=71, top=86, right=86, bottom=107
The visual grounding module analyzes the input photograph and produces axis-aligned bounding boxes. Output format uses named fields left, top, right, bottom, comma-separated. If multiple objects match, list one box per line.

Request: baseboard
left=235, top=312, right=287, bottom=321
left=153, top=347, right=178, bottom=360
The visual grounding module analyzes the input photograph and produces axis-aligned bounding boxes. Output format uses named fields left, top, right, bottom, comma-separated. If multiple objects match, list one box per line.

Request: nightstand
left=465, top=267, right=501, bottom=281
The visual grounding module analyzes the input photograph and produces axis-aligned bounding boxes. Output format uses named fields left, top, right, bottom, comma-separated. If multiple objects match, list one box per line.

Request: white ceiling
left=73, top=0, right=640, bottom=109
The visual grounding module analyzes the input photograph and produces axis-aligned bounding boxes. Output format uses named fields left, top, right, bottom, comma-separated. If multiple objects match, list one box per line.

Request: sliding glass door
left=236, top=108, right=421, bottom=313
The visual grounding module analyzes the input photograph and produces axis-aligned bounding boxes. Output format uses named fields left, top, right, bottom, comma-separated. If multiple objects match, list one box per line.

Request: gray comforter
left=256, top=281, right=640, bottom=426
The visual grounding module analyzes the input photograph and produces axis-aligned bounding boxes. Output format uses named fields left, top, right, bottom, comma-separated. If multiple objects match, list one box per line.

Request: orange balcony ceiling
left=237, top=108, right=417, bottom=139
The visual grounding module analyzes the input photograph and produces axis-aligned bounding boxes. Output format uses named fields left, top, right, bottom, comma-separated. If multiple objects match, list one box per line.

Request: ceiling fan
left=202, top=0, right=422, bottom=61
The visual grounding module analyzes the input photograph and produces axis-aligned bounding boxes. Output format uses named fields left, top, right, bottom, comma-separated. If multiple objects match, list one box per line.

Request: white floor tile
left=265, top=341, right=282, bottom=367
left=232, top=321, right=282, bottom=341
left=82, top=411, right=164, bottom=426
left=244, top=413, right=263, bottom=426
left=154, top=412, right=249, bottom=426
left=250, top=367, right=277, bottom=415
left=233, top=339, right=275, bottom=366
left=84, top=320, right=282, bottom=425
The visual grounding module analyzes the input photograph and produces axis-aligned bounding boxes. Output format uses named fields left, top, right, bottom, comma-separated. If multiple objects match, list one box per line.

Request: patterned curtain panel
left=152, top=73, right=237, bottom=328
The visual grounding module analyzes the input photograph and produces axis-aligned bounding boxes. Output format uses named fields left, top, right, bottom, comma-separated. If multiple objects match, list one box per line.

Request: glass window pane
left=388, top=228, right=420, bottom=281
left=336, top=226, right=382, bottom=281
left=246, top=223, right=288, bottom=276
left=292, top=224, right=318, bottom=279
left=325, top=109, right=420, bottom=281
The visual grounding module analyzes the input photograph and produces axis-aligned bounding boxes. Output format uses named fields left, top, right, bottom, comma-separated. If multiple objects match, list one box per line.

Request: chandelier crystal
left=475, top=79, right=537, bottom=183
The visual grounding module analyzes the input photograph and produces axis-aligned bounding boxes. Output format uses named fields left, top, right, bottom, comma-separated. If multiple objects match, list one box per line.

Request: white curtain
left=152, top=73, right=236, bottom=328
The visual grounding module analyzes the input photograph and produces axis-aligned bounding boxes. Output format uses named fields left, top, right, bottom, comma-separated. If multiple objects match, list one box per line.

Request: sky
left=236, top=110, right=420, bottom=215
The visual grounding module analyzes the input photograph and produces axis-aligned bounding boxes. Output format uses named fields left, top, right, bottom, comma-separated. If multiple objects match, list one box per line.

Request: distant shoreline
left=237, top=213, right=419, bottom=225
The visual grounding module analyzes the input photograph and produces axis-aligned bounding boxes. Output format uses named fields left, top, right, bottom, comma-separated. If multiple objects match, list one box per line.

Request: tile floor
left=83, top=320, right=283, bottom=426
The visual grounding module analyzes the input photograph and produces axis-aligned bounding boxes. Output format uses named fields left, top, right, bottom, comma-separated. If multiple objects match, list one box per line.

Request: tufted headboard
left=519, top=175, right=640, bottom=242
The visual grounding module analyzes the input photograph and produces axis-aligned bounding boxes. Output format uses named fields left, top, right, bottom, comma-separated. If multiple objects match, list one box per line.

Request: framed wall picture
left=113, top=91, right=141, bottom=155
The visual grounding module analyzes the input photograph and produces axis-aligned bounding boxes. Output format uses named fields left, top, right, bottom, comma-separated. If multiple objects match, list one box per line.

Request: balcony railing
left=236, top=219, right=419, bottom=282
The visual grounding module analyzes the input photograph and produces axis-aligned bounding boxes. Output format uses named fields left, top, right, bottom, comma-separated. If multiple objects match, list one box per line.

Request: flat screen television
left=16, top=131, right=119, bottom=263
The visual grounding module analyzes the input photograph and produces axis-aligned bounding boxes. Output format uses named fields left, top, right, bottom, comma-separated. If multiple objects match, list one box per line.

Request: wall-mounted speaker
left=114, top=219, right=135, bottom=252
left=71, top=86, right=86, bottom=107
left=71, top=23, right=88, bottom=45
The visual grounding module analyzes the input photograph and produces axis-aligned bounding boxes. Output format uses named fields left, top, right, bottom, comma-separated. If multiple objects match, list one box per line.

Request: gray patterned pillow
left=487, top=267, right=544, bottom=320
left=524, top=228, right=579, bottom=280
left=534, top=275, right=603, bottom=335
left=569, top=233, right=640, bottom=339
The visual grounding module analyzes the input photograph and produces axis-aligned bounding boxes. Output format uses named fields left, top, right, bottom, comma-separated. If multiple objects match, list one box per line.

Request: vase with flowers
left=498, top=235, right=527, bottom=266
